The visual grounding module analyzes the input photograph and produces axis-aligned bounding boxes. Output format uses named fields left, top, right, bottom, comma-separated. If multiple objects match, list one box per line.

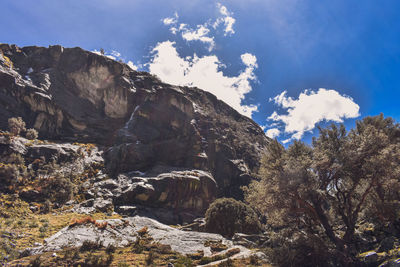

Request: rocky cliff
left=0, top=43, right=269, bottom=216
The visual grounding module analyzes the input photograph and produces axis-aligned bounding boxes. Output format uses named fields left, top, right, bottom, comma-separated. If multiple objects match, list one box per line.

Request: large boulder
left=28, top=215, right=252, bottom=258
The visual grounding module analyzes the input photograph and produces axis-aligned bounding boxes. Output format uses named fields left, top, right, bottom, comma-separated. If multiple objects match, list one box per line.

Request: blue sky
left=2, top=0, right=400, bottom=144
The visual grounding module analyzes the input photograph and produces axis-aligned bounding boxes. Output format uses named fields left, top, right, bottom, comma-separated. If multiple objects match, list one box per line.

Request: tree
left=245, top=115, right=400, bottom=265
left=8, top=117, right=26, bottom=135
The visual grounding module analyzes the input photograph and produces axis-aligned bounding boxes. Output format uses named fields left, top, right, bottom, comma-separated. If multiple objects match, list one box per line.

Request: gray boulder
left=29, top=215, right=251, bottom=258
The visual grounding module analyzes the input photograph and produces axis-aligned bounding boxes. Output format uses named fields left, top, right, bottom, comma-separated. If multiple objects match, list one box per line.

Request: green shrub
left=84, top=252, right=112, bottom=266
left=218, top=258, right=234, bottom=267
left=263, top=230, right=337, bottom=267
left=131, top=238, right=145, bottom=253
left=26, top=128, right=38, bottom=140
left=205, top=198, right=261, bottom=237
left=80, top=239, right=103, bottom=252
left=8, top=117, right=26, bottom=135
left=175, top=256, right=193, bottom=267
left=42, top=174, right=75, bottom=204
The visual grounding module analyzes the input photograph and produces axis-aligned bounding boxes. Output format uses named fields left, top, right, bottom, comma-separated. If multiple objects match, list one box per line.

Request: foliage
left=41, top=173, right=75, bottom=204
left=26, top=128, right=39, bottom=140
left=0, top=50, right=13, bottom=68
left=175, top=256, right=194, bottom=267
left=7, top=117, right=26, bottom=135
left=205, top=198, right=262, bottom=237
left=0, top=153, right=27, bottom=190
left=80, top=239, right=104, bottom=252
left=245, top=114, right=400, bottom=265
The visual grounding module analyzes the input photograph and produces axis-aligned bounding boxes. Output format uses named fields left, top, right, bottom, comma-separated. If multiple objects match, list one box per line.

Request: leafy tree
left=245, top=114, right=400, bottom=265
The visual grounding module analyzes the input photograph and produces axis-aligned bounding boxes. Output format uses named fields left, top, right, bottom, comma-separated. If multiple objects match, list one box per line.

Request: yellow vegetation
left=0, top=49, right=13, bottom=68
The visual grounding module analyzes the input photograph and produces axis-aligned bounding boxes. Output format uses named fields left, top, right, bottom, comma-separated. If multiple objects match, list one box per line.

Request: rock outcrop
left=0, top=43, right=270, bottom=213
left=28, top=215, right=255, bottom=259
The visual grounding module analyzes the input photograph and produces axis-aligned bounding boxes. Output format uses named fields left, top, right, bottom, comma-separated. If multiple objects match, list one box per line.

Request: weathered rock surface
left=232, top=233, right=269, bottom=248
left=29, top=215, right=252, bottom=258
left=0, top=43, right=269, bottom=207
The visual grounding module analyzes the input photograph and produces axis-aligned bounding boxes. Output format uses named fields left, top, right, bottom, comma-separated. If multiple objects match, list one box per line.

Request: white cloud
left=268, top=88, right=360, bottom=141
left=148, top=41, right=258, bottom=117
left=213, top=3, right=236, bottom=35
left=91, top=49, right=117, bottom=60
left=241, top=53, right=258, bottom=67
left=181, top=25, right=215, bottom=51
left=265, top=128, right=280, bottom=138
left=92, top=49, right=140, bottom=71
left=163, top=12, right=178, bottom=25
left=127, top=61, right=138, bottom=71
left=162, top=3, right=236, bottom=51
left=91, top=50, right=102, bottom=56
left=111, top=50, right=121, bottom=58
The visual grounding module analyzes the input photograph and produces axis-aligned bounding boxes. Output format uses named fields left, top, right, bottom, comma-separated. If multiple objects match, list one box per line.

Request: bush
left=175, top=256, right=193, bottom=267
left=26, top=128, right=38, bottom=140
left=0, top=154, right=27, bottom=189
left=80, top=239, right=103, bottom=252
left=41, top=174, right=75, bottom=204
left=8, top=117, right=26, bottom=135
left=131, top=238, right=146, bottom=253
left=263, top=231, right=338, bottom=267
left=205, top=198, right=261, bottom=238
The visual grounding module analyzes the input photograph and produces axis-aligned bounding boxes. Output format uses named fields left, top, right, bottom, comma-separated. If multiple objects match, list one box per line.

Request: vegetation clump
left=205, top=197, right=261, bottom=238
left=8, top=117, right=26, bottom=135
left=245, top=114, right=400, bottom=266
left=26, top=128, right=38, bottom=140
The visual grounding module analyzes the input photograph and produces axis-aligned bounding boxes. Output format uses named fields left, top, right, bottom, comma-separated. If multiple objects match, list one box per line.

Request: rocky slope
left=0, top=43, right=269, bottom=217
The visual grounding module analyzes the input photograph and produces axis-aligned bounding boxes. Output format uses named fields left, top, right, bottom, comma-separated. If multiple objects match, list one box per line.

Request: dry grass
left=0, top=197, right=121, bottom=253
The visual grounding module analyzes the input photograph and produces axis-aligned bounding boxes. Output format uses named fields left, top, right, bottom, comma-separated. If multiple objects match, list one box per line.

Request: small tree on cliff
left=245, top=114, right=400, bottom=264
left=8, top=117, right=26, bottom=135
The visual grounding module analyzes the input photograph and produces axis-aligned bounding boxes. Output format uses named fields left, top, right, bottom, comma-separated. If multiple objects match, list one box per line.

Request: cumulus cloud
left=111, top=50, right=121, bottom=58
left=161, top=3, right=236, bottom=50
left=92, top=49, right=139, bottom=71
left=127, top=61, right=138, bottom=70
left=241, top=53, right=258, bottom=67
left=213, top=3, right=236, bottom=35
left=148, top=41, right=258, bottom=117
left=268, top=88, right=360, bottom=142
left=181, top=25, right=215, bottom=51
left=163, top=12, right=178, bottom=25
left=265, top=128, right=280, bottom=138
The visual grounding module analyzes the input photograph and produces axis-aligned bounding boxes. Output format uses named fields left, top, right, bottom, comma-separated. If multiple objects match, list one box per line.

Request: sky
left=2, top=0, right=400, bottom=144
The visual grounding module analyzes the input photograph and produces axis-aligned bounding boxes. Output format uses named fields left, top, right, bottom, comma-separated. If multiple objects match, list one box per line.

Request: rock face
left=0, top=43, right=270, bottom=211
